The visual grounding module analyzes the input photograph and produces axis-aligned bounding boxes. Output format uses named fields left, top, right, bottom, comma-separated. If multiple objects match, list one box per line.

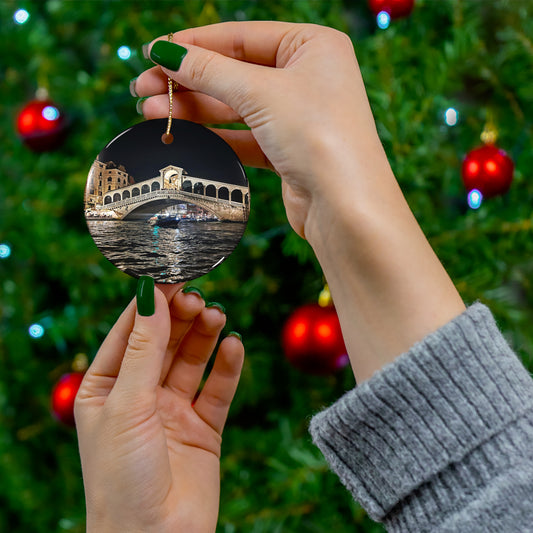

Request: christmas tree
left=2, top=1, right=533, bottom=531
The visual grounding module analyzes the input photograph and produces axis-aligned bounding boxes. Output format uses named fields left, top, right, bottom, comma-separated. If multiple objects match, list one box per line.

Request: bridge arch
left=152, top=182, right=160, bottom=192
left=141, top=184, right=150, bottom=194
left=122, top=190, right=130, bottom=200
left=113, top=193, right=121, bottom=202
left=218, top=187, right=229, bottom=201
left=206, top=185, right=216, bottom=198
left=104, top=196, right=112, bottom=205
left=231, top=189, right=243, bottom=203
left=132, top=187, right=140, bottom=197
left=193, top=182, right=204, bottom=195
left=182, top=180, right=192, bottom=193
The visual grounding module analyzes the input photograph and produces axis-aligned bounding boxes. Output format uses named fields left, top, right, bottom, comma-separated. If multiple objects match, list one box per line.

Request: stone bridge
left=96, top=165, right=249, bottom=222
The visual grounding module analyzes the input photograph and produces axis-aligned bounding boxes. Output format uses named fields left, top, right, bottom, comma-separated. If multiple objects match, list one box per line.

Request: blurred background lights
left=29, top=323, right=45, bottom=339
left=468, top=189, right=483, bottom=209
left=42, top=105, right=60, bottom=121
left=377, top=11, right=391, bottom=29
left=444, top=107, right=459, bottom=126
left=14, top=9, right=30, bottom=24
left=0, top=243, right=11, bottom=259
left=117, top=46, right=132, bottom=60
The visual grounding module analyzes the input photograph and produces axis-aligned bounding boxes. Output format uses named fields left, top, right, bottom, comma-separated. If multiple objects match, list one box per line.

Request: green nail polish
left=150, top=41, right=188, bottom=71
left=137, top=276, right=155, bottom=316
left=206, top=302, right=226, bottom=314
left=136, top=97, right=147, bottom=115
left=228, top=331, right=242, bottom=342
left=183, top=286, right=204, bottom=299
left=129, top=77, right=138, bottom=97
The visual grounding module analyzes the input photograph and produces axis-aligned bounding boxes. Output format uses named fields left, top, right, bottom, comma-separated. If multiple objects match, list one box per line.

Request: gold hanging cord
left=162, top=33, right=176, bottom=144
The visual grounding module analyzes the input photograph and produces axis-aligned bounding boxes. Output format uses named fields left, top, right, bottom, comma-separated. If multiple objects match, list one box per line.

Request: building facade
left=85, top=160, right=135, bottom=209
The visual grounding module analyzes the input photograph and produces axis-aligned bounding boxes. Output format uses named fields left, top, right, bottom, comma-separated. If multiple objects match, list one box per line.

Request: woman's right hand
left=135, top=21, right=465, bottom=383
left=134, top=21, right=390, bottom=239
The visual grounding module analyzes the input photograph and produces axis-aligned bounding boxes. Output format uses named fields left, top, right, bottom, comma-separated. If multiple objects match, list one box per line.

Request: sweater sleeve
left=308, top=303, right=533, bottom=532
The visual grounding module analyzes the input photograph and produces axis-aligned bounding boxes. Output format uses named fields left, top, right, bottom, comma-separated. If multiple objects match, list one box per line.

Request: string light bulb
left=14, top=9, right=30, bottom=24
left=0, top=243, right=11, bottom=259
left=444, top=107, right=458, bottom=126
left=467, top=189, right=483, bottom=210
left=29, top=323, right=45, bottom=339
left=117, top=46, right=132, bottom=60
left=377, top=11, right=391, bottom=29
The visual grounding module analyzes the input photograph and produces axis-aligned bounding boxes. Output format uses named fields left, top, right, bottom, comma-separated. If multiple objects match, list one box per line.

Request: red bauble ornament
left=51, top=372, right=84, bottom=426
left=461, top=144, right=514, bottom=198
left=368, top=0, right=415, bottom=18
left=282, top=303, right=348, bottom=375
left=16, top=99, right=67, bottom=152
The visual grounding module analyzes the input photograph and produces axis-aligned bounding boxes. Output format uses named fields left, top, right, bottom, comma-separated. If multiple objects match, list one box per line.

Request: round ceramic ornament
left=84, top=118, right=250, bottom=282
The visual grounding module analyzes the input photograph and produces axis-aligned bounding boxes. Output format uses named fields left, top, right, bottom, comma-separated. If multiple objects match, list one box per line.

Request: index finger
left=155, top=20, right=296, bottom=67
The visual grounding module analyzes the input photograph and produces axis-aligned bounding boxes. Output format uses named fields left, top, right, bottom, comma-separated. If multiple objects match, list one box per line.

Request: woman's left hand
left=75, top=282, right=244, bottom=533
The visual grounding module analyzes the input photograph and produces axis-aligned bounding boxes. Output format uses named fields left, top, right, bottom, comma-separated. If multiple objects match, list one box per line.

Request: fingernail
left=150, top=41, right=188, bottom=71
left=142, top=42, right=151, bottom=59
left=129, top=77, right=138, bottom=97
left=228, top=331, right=242, bottom=342
left=206, top=302, right=226, bottom=314
left=137, top=276, right=155, bottom=316
left=182, top=286, right=204, bottom=300
left=136, top=97, right=147, bottom=115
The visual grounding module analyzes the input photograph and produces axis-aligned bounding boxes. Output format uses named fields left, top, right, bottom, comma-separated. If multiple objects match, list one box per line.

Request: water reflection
left=87, top=219, right=246, bottom=282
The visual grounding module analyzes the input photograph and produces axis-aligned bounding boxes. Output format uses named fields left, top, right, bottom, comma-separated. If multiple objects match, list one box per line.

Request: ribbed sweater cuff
left=309, top=303, right=533, bottom=527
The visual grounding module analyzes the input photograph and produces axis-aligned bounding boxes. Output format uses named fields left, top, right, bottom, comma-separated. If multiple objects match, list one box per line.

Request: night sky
left=96, top=119, right=248, bottom=186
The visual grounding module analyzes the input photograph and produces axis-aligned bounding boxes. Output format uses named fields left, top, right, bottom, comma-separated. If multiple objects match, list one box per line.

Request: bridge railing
left=100, top=190, right=168, bottom=210
left=178, top=189, right=247, bottom=208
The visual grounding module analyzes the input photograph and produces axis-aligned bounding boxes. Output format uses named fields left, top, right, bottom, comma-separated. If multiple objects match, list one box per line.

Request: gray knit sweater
left=309, top=303, right=533, bottom=532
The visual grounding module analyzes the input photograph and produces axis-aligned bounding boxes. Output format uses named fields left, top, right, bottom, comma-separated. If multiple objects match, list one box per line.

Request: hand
left=134, top=21, right=385, bottom=239
left=75, top=282, right=244, bottom=533
left=135, top=22, right=465, bottom=383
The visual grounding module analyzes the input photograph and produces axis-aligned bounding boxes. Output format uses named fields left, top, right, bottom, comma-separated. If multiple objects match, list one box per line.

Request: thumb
left=114, top=276, right=171, bottom=396
left=148, top=40, right=267, bottom=118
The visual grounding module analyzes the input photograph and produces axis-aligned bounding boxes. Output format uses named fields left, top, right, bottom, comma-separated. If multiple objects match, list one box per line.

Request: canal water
left=87, top=219, right=247, bottom=282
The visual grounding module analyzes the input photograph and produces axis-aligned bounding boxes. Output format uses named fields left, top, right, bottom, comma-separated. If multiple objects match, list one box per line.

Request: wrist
left=303, top=137, right=397, bottom=251
left=302, top=149, right=465, bottom=383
